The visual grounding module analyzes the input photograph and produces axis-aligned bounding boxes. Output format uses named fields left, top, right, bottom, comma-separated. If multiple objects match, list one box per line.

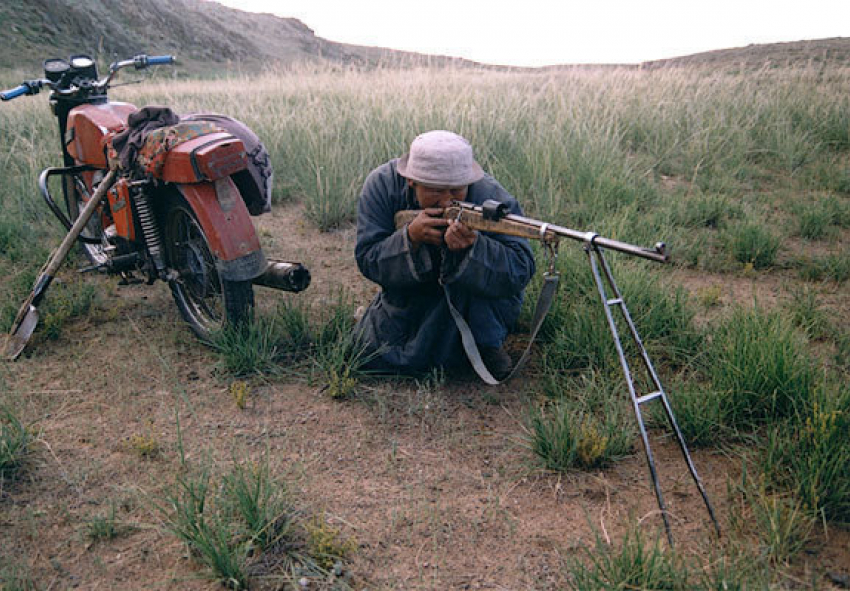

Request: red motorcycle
left=2, top=54, right=309, bottom=359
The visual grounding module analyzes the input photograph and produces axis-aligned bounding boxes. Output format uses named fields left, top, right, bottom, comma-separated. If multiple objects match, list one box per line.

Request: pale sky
left=212, top=0, right=848, bottom=67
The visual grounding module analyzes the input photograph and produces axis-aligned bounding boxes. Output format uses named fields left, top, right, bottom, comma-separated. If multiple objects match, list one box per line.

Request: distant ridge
left=0, top=0, right=847, bottom=72
left=642, top=37, right=850, bottom=69
left=0, top=0, right=478, bottom=71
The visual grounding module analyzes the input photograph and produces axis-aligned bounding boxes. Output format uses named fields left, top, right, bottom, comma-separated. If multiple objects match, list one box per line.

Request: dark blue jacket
left=354, top=159, right=535, bottom=373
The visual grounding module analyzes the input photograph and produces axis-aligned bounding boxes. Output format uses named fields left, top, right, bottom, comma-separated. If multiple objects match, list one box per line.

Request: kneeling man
left=354, top=130, right=535, bottom=378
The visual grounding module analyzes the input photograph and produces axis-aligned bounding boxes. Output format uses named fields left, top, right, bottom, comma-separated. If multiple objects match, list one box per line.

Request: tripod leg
left=587, top=244, right=720, bottom=544
left=586, top=245, right=674, bottom=545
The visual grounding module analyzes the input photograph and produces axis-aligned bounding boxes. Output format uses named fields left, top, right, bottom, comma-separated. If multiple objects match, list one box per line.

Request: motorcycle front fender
left=176, top=178, right=267, bottom=282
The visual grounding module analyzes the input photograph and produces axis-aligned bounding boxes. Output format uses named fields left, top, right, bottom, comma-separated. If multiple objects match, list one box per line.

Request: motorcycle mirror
left=43, top=58, right=70, bottom=83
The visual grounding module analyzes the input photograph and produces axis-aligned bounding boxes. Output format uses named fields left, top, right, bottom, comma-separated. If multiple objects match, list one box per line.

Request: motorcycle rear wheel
left=162, top=196, right=254, bottom=340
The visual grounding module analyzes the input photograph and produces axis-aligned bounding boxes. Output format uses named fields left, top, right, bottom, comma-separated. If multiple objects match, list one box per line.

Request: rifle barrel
left=500, top=211, right=668, bottom=263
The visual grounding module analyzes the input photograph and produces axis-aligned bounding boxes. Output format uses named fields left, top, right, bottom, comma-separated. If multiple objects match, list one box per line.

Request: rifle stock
left=393, top=200, right=669, bottom=263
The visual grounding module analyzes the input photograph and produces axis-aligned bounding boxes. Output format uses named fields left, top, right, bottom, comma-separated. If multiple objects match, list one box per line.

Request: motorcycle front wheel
left=66, top=173, right=110, bottom=266
left=162, top=196, right=254, bottom=340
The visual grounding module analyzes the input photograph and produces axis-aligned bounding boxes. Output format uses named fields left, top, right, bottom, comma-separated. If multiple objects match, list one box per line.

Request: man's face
left=409, top=181, right=468, bottom=210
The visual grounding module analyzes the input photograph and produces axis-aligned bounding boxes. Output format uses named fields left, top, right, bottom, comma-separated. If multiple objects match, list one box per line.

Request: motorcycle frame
left=45, top=77, right=266, bottom=282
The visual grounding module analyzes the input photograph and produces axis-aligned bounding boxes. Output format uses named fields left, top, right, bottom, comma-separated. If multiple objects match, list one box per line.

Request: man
left=354, top=130, right=535, bottom=378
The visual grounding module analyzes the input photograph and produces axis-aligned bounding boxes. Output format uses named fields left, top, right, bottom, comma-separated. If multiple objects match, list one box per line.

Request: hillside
left=2, top=0, right=849, bottom=73
left=0, top=0, right=474, bottom=72
left=644, top=37, right=850, bottom=69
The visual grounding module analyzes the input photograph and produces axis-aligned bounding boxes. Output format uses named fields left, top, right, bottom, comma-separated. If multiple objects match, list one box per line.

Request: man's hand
left=445, top=219, right=476, bottom=251
left=407, top=208, right=449, bottom=247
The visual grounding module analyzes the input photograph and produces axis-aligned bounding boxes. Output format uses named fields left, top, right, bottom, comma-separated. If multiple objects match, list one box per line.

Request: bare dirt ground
left=2, top=203, right=849, bottom=589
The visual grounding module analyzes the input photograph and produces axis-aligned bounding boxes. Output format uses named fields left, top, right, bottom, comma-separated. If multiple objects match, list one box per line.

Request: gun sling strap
left=444, top=271, right=559, bottom=385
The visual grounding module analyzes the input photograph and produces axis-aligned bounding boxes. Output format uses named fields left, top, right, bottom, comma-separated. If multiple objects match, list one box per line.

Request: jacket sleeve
left=441, top=188, right=536, bottom=299
left=354, top=167, right=435, bottom=289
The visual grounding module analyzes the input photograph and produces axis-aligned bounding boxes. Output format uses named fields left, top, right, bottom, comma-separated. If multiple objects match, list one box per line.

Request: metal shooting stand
left=396, top=199, right=724, bottom=544
left=579, top=235, right=721, bottom=546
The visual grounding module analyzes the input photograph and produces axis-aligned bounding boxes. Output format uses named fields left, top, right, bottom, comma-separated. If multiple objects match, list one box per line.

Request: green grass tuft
left=706, top=306, right=816, bottom=429
left=0, top=406, right=35, bottom=482
left=724, top=222, right=781, bottom=270
left=528, top=399, right=634, bottom=472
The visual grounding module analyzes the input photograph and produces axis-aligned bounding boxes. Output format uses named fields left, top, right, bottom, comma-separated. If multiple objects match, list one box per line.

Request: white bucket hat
left=397, top=130, right=484, bottom=187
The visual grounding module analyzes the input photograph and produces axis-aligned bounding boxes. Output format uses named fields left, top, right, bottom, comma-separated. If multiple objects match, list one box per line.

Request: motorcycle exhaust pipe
left=253, top=259, right=311, bottom=293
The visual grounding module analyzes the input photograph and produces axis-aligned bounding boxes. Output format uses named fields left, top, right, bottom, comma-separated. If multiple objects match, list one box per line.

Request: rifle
left=395, top=200, right=719, bottom=546
left=394, top=199, right=668, bottom=262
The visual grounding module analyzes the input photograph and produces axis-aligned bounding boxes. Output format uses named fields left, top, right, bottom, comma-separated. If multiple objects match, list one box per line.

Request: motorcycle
left=2, top=54, right=310, bottom=359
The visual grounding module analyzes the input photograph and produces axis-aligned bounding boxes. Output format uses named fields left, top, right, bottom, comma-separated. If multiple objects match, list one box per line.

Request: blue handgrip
left=147, top=55, right=175, bottom=65
left=0, top=85, right=29, bottom=101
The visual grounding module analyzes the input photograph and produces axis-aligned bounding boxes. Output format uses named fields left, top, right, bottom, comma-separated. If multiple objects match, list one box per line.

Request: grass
left=157, top=459, right=298, bottom=589
left=760, top=382, right=850, bottom=523
left=705, top=305, right=816, bottom=429
left=724, top=221, right=782, bottom=270
left=1, top=60, right=850, bottom=587
left=529, top=372, right=636, bottom=471
left=209, top=292, right=376, bottom=398
left=156, top=454, right=355, bottom=589
left=797, top=250, right=850, bottom=283
left=0, top=405, right=35, bottom=482
left=528, top=402, right=634, bottom=471
left=663, top=382, right=729, bottom=448
left=565, top=525, right=692, bottom=590
left=84, top=502, right=133, bottom=544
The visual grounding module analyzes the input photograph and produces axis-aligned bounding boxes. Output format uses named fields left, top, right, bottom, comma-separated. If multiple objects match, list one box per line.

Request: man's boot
left=480, top=345, right=513, bottom=381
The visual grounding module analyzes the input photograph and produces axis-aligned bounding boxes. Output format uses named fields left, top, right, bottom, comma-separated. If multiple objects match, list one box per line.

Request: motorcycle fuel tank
left=66, top=102, right=136, bottom=167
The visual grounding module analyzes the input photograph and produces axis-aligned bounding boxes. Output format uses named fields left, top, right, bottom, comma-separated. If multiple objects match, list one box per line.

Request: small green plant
left=313, top=332, right=372, bottom=399
left=706, top=306, right=816, bottom=429
left=797, top=251, right=850, bottom=283
left=305, top=514, right=357, bottom=571
left=229, top=380, right=251, bottom=410
left=795, top=205, right=833, bottom=240
left=157, top=459, right=302, bottom=589
left=159, top=468, right=250, bottom=589
left=38, top=280, right=97, bottom=341
left=210, top=316, right=284, bottom=377
left=310, top=294, right=375, bottom=399
left=785, top=286, right=831, bottom=340
left=222, top=460, right=295, bottom=551
left=761, top=383, right=850, bottom=523
left=0, top=561, right=39, bottom=591
left=696, top=284, right=723, bottom=308
left=566, top=524, right=690, bottom=590
left=673, top=194, right=739, bottom=229
left=527, top=401, right=633, bottom=472
left=725, top=221, right=781, bottom=270
left=85, top=503, right=131, bottom=543
left=751, top=491, right=817, bottom=565
left=0, top=406, right=35, bottom=482
left=664, top=383, right=730, bottom=447
left=125, top=422, right=161, bottom=459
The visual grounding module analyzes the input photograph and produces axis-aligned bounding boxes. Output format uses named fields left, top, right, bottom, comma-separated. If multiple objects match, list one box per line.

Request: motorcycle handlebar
left=0, top=80, right=43, bottom=102
left=0, top=85, right=30, bottom=101
left=145, top=55, right=175, bottom=66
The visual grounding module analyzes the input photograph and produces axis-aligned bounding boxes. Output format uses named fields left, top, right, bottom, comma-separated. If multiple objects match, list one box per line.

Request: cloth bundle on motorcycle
left=110, top=107, right=273, bottom=215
